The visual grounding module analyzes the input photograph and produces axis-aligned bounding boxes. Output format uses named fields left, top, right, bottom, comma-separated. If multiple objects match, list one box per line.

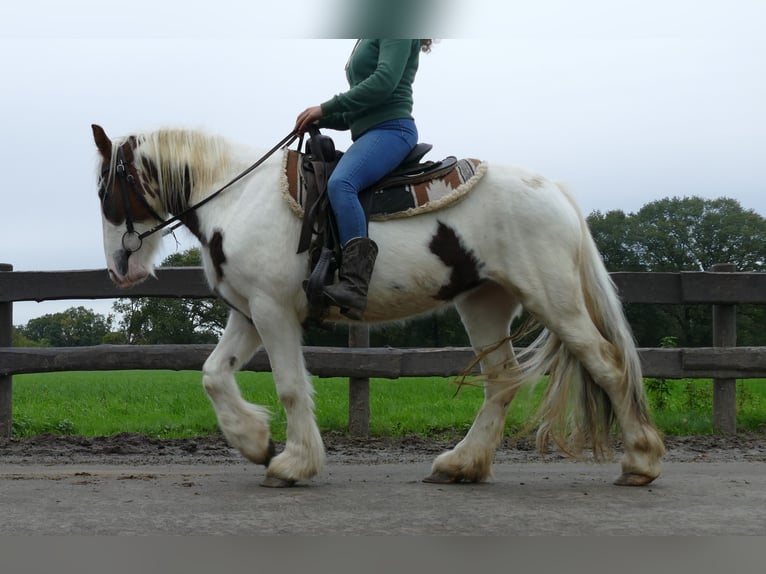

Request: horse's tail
left=518, top=183, right=653, bottom=460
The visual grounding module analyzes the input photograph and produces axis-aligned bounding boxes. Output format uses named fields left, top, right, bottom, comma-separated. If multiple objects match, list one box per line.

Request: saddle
left=297, top=127, right=459, bottom=316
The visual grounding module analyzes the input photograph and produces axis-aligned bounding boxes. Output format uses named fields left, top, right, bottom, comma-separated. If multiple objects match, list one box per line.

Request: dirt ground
left=2, top=431, right=766, bottom=535
left=2, top=431, right=766, bottom=466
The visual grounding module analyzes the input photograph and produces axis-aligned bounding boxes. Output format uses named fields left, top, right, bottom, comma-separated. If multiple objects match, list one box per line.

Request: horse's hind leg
left=202, top=310, right=274, bottom=465
left=425, top=282, right=522, bottom=484
left=551, top=313, right=663, bottom=483
left=524, top=284, right=664, bottom=484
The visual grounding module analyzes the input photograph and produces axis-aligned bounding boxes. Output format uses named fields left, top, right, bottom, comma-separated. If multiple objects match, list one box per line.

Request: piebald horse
left=92, top=124, right=665, bottom=487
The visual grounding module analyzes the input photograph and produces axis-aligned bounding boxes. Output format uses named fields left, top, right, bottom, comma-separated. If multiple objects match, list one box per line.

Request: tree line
left=12, top=196, right=765, bottom=349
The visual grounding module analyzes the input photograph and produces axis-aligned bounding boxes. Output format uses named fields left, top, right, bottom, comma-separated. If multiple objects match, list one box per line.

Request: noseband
left=103, top=131, right=298, bottom=254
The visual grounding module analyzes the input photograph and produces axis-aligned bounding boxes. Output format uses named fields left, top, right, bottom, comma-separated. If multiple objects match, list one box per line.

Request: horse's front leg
left=250, top=298, right=325, bottom=487
left=202, top=310, right=274, bottom=465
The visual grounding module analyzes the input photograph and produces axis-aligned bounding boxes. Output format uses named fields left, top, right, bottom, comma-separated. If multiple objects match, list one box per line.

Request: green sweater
left=319, top=39, right=421, bottom=140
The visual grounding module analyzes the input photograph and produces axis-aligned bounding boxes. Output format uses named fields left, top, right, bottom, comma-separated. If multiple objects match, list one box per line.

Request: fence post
left=711, top=263, right=737, bottom=435
left=348, top=324, right=370, bottom=436
left=0, top=263, right=13, bottom=438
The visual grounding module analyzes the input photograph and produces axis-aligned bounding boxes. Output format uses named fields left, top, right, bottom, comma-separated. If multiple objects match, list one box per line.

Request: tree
left=19, top=306, right=113, bottom=347
left=11, top=327, right=43, bottom=347
left=369, top=307, right=470, bottom=348
left=587, top=196, right=766, bottom=347
left=629, top=197, right=765, bottom=272
left=588, top=209, right=644, bottom=271
left=589, top=197, right=765, bottom=273
left=113, top=249, right=229, bottom=344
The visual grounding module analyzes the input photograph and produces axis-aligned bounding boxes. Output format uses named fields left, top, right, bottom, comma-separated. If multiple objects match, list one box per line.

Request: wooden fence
left=1, top=262, right=765, bottom=439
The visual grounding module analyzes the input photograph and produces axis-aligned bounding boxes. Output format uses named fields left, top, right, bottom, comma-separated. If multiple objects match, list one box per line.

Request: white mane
left=119, top=129, right=234, bottom=206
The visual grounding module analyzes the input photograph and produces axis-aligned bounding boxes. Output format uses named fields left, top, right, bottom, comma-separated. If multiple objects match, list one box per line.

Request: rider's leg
left=323, top=118, right=417, bottom=319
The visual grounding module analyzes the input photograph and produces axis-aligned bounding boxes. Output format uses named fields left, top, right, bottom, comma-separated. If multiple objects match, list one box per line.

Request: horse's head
left=92, top=124, right=165, bottom=288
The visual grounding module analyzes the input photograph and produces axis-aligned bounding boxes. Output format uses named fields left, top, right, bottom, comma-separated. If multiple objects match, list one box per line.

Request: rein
left=115, top=130, right=299, bottom=253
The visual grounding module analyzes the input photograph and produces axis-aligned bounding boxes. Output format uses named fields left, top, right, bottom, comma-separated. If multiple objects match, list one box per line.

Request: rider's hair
left=420, top=39, right=433, bottom=53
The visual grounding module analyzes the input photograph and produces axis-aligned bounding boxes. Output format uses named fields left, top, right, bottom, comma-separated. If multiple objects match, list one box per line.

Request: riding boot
left=323, top=237, right=378, bottom=320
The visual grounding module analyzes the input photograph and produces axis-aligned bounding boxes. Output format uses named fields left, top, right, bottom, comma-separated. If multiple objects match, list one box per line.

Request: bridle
left=104, top=130, right=299, bottom=254
left=112, top=143, right=165, bottom=253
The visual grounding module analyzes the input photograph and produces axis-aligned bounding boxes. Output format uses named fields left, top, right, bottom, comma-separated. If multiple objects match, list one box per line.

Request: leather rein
left=110, top=130, right=299, bottom=254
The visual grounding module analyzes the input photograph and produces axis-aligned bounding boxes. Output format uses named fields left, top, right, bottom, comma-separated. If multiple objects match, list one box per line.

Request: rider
left=295, top=39, right=432, bottom=319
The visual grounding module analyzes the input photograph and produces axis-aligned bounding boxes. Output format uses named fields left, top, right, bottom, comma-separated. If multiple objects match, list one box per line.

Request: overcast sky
left=1, top=1, right=764, bottom=326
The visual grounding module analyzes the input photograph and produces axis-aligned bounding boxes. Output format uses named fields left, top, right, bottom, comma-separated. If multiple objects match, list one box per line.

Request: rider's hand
left=295, top=106, right=324, bottom=134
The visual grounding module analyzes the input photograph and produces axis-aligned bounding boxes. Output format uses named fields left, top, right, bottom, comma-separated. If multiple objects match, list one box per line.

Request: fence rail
left=1, top=263, right=765, bottom=438
left=1, top=344, right=765, bottom=380
left=3, top=267, right=766, bottom=305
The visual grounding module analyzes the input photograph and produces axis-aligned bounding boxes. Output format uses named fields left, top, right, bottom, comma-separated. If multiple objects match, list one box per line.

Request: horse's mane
left=119, top=128, right=234, bottom=206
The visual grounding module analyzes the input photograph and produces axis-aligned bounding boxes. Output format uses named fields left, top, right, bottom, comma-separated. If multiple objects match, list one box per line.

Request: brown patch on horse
left=99, top=158, right=160, bottom=227
left=428, top=221, right=483, bottom=300
left=180, top=211, right=203, bottom=243
left=139, top=157, right=160, bottom=198
left=209, top=230, right=227, bottom=282
left=94, top=128, right=161, bottom=227
left=100, top=168, right=155, bottom=227
left=123, top=136, right=138, bottom=159
left=178, top=211, right=208, bottom=255
left=100, top=187, right=126, bottom=225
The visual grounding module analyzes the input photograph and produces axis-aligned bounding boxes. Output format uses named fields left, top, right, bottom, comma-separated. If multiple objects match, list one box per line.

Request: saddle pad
left=280, top=150, right=487, bottom=221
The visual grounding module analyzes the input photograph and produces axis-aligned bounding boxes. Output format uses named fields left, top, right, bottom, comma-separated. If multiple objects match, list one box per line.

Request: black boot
left=323, top=237, right=378, bottom=320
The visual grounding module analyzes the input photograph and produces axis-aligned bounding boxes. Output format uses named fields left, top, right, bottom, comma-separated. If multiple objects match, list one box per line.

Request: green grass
left=10, top=371, right=766, bottom=440
left=645, top=377, right=766, bottom=435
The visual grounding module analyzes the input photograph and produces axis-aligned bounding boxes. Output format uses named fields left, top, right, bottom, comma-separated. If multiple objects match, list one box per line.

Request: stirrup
left=303, top=246, right=336, bottom=307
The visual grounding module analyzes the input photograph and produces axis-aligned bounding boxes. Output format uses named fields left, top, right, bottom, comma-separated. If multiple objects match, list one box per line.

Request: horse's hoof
left=614, top=472, right=657, bottom=486
left=261, top=475, right=297, bottom=488
left=423, top=471, right=458, bottom=484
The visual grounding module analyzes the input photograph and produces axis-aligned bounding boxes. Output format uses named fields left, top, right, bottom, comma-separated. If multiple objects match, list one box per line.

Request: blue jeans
left=328, top=118, right=418, bottom=245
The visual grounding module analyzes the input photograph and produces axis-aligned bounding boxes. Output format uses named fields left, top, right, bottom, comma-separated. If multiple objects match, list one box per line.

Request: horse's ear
left=92, top=124, right=112, bottom=160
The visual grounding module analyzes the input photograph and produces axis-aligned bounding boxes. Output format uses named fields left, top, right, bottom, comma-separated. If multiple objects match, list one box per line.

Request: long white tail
left=518, top=184, right=654, bottom=459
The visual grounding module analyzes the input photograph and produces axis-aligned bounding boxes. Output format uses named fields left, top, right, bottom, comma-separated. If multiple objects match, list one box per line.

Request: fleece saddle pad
left=280, top=150, right=487, bottom=221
